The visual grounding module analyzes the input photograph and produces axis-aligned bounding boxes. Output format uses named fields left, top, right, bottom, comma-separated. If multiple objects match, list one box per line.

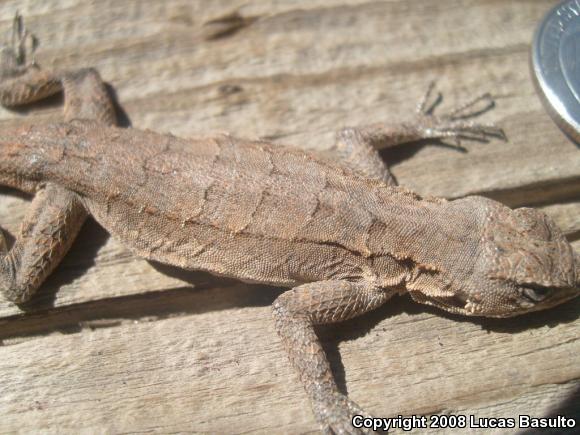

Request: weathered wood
left=0, top=0, right=578, bottom=433
left=1, top=286, right=578, bottom=434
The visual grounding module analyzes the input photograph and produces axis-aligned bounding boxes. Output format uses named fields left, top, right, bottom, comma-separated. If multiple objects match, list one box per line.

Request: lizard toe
left=315, top=393, right=378, bottom=435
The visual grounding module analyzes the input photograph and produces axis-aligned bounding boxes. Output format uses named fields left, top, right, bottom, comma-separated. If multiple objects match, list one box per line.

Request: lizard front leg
left=327, top=83, right=505, bottom=185
left=273, top=280, right=393, bottom=434
left=0, top=14, right=116, bottom=303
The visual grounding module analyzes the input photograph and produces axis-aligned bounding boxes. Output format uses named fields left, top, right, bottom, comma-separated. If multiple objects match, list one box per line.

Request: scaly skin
left=0, top=14, right=578, bottom=434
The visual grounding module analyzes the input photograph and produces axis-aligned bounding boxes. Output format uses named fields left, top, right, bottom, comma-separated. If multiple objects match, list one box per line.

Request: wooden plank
left=541, top=201, right=580, bottom=239
left=0, top=0, right=578, bottom=433
left=1, top=286, right=578, bottom=433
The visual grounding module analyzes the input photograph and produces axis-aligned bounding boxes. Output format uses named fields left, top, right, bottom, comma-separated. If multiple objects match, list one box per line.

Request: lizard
left=0, top=14, right=578, bottom=435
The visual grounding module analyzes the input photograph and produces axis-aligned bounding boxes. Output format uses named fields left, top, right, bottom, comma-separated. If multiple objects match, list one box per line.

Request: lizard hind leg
left=0, top=14, right=117, bottom=304
left=61, top=67, right=117, bottom=125
left=272, top=280, right=392, bottom=434
left=0, top=184, right=88, bottom=304
left=0, top=13, right=116, bottom=124
left=0, top=13, right=61, bottom=107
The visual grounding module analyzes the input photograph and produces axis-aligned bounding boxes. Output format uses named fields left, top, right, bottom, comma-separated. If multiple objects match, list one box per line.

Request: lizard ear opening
left=408, top=288, right=470, bottom=315
left=431, top=294, right=470, bottom=312
left=406, top=271, right=474, bottom=314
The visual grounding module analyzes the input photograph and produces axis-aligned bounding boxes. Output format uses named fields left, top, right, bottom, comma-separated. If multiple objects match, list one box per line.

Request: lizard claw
left=440, top=92, right=495, bottom=120
left=0, top=12, right=38, bottom=80
left=315, top=393, right=378, bottom=435
left=415, top=82, right=505, bottom=147
left=416, top=80, right=441, bottom=116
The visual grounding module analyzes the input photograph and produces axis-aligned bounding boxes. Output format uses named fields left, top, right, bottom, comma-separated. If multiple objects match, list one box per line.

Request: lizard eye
left=521, top=285, right=550, bottom=302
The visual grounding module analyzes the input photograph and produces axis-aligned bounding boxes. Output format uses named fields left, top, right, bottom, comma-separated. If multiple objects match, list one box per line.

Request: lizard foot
left=314, top=392, right=377, bottom=435
left=0, top=12, right=38, bottom=80
left=414, top=81, right=506, bottom=146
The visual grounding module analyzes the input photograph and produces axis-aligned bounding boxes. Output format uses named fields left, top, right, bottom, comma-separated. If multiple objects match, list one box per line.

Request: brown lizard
left=0, top=14, right=578, bottom=434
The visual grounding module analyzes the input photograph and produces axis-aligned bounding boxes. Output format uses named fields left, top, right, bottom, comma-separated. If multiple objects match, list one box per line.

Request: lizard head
left=408, top=200, right=579, bottom=318
left=473, top=204, right=579, bottom=316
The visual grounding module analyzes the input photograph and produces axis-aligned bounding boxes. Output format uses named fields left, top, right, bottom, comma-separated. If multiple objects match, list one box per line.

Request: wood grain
left=0, top=1, right=578, bottom=433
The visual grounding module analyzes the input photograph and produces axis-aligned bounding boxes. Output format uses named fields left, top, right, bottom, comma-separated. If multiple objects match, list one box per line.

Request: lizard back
left=0, top=121, right=481, bottom=288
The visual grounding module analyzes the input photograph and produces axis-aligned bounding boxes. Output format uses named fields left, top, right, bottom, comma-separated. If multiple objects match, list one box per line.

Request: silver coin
left=531, top=0, right=580, bottom=143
